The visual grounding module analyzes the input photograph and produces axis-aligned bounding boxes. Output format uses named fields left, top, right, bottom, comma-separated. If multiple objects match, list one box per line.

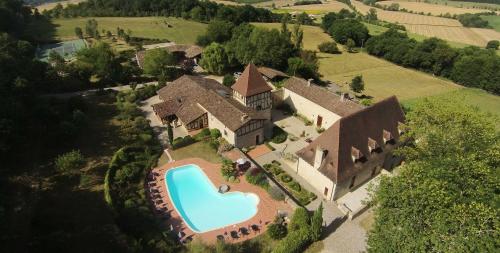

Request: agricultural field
left=407, top=0, right=500, bottom=12
left=352, top=0, right=500, bottom=47
left=378, top=0, right=488, bottom=15
left=26, top=17, right=207, bottom=44
left=363, top=22, right=473, bottom=48
left=481, top=15, right=500, bottom=32
left=32, top=0, right=86, bottom=12
left=281, top=1, right=351, bottom=13
left=254, top=23, right=461, bottom=101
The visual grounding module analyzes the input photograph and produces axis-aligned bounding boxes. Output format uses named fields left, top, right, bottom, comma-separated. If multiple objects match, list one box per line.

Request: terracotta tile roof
left=296, top=96, right=405, bottom=183
left=284, top=77, right=363, bottom=117
left=232, top=64, right=272, bottom=97
left=257, top=67, right=289, bottom=80
left=151, top=100, right=181, bottom=119
left=156, top=75, right=268, bottom=131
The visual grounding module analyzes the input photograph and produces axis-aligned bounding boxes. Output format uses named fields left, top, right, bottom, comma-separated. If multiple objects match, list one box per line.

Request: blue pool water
left=166, top=164, right=259, bottom=233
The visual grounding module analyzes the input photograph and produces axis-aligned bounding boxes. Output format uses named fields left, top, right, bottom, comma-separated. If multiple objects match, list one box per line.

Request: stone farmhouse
left=294, top=96, right=405, bottom=201
left=152, top=64, right=273, bottom=148
left=152, top=63, right=405, bottom=201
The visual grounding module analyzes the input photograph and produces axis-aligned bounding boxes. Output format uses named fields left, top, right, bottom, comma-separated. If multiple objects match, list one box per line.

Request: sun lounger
left=230, top=230, right=239, bottom=239
left=239, top=227, right=249, bottom=236
left=251, top=224, right=260, bottom=233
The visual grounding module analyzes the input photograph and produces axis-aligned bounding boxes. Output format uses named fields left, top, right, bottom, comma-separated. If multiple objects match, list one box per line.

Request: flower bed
left=262, top=163, right=317, bottom=206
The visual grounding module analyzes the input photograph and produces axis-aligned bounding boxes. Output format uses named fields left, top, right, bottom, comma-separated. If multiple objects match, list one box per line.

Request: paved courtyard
left=140, top=95, right=188, bottom=147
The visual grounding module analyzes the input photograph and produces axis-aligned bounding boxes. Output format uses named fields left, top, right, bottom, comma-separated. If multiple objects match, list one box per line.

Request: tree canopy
left=142, top=48, right=176, bottom=78
left=328, top=19, right=369, bottom=46
left=200, top=42, right=229, bottom=75
left=368, top=97, right=499, bottom=252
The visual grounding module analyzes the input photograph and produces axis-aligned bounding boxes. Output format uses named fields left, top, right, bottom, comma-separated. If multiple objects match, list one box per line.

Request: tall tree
left=74, top=27, right=83, bottom=39
left=199, top=42, right=229, bottom=75
left=368, top=97, right=499, bottom=252
left=76, top=42, right=122, bottom=82
left=350, top=75, right=364, bottom=93
left=142, top=48, right=176, bottom=79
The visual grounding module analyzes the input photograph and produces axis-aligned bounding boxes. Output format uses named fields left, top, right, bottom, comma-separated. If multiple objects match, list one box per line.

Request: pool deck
left=149, top=158, right=293, bottom=244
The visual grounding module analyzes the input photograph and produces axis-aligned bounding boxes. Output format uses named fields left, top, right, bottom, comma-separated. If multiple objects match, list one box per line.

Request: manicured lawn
left=169, top=141, right=222, bottom=164
left=26, top=17, right=207, bottom=44
left=402, top=88, right=500, bottom=120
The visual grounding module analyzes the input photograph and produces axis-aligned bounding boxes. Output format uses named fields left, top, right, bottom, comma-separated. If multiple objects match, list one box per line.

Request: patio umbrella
left=236, top=158, right=247, bottom=165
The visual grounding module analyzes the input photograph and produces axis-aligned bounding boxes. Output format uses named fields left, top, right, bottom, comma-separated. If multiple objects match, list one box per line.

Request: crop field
left=405, top=0, right=500, bottom=12
left=254, top=23, right=461, bottom=101
left=27, top=17, right=207, bottom=44
left=352, top=0, right=500, bottom=47
left=378, top=1, right=487, bottom=16
left=33, top=0, right=86, bottom=12
left=282, top=1, right=351, bottom=13
left=353, top=0, right=462, bottom=26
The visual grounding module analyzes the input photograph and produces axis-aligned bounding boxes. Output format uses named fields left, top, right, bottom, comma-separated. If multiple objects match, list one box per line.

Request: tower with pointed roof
left=231, top=63, right=273, bottom=111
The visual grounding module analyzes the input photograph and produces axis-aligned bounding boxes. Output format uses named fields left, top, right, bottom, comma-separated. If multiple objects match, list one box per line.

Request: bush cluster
left=271, top=126, right=288, bottom=144
left=272, top=205, right=323, bottom=253
left=55, top=150, right=85, bottom=172
left=245, top=167, right=269, bottom=188
left=318, top=41, right=341, bottom=54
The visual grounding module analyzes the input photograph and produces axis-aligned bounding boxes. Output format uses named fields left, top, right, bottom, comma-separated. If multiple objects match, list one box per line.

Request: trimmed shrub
left=172, top=135, right=195, bottom=149
left=221, top=159, right=237, bottom=179
left=268, top=186, right=285, bottom=201
left=271, top=166, right=284, bottom=176
left=280, top=174, right=293, bottom=183
left=310, top=202, right=323, bottom=241
left=210, top=128, right=221, bottom=139
left=222, top=74, right=236, bottom=87
left=267, top=222, right=288, bottom=240
left=318, top=41, right=341, bottom=54
left=289, top=181, right=301, bottom=192
left=272, top=126, right=288, bottom=144
left=245, top=167, right=269, bottom=188
left=55, top=150, right=85, bottom=172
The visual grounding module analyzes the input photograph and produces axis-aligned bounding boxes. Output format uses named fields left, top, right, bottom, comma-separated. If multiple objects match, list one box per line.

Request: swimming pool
left=165, top=164, right=259, bottom=233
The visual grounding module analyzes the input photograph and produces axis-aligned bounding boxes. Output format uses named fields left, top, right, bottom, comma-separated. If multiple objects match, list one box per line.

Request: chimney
left=241, top=114, right=248, bottom=122
left=314, top=146, right=326, bottom=169
left=307, top=78, right=313, bottom=87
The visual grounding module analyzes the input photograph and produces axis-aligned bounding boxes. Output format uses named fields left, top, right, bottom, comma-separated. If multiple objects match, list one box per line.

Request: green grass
left=169, top=141, right=222, bottom=164
left=481, top=15, right=500, bottom=32
left=27, top=17, right=207, bottom=44
left=402, top=88, right=500, bottom=119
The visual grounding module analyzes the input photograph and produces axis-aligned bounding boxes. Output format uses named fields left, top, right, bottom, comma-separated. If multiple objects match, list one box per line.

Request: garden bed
left=263, top=161, right=317, bottom=206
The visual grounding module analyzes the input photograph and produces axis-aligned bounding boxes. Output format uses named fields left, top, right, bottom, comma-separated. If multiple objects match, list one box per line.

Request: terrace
left=147, top=157, right=292, bottom=244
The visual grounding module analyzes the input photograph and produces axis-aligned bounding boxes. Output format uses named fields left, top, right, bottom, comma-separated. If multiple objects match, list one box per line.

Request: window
left=224, top=130, right=227, bottom=136
left=324, top=187, right=328, bottom=196
left=351, top=147, right=365, bottom=163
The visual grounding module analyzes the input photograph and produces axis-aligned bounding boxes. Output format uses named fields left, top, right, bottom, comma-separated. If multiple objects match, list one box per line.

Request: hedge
left=272, top=228, right=311, bottom=253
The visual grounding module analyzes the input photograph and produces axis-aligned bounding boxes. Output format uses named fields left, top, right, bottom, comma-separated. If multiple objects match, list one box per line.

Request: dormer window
left=351, top=147, right=365, bottom=163
left=368, top=138, right=381, bottom=153
left=383, top=130, right=395, bottom=145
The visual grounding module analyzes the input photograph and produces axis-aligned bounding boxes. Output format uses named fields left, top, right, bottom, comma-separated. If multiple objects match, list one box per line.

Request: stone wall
left=282, top=88, right=341, bottom=129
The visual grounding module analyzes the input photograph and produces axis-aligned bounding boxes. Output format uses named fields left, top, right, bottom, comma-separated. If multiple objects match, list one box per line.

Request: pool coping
left=150, top=157, right=294, bottom=244
left=164, top=164, right=260, bottom=234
